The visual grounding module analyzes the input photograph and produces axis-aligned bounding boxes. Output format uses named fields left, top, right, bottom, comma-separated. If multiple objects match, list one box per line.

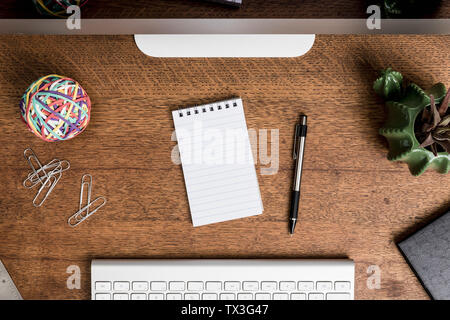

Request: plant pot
left=377, top=76, right=449, bottom=175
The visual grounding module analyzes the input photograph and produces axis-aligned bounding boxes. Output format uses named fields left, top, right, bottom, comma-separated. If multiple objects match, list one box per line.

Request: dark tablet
left=397, top=211, right=450, bottom=300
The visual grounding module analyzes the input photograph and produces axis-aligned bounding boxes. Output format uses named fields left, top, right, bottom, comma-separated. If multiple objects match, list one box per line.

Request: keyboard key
left=273, top=293, right=289, bottom=300
left=150, top=282, right=167, bottom=291
left=220, top=293, right=235, bottom=300
left=95, top=293, right=111, bottom=300
left=280, top=281, right=296, bottom=291
left=114, top=282, right=130, bottom=291
left=187, top=282, right=204, bottom=291
left=203, top=293, right=218, bottom=300
left=185, top=293, right=200, bottom=300
left=308, top=293, right=324, bottom=300
left=327, top=293, right=351, bottom=300
left=169, top=282, right=185, bottom=291
left=243, top=282, right=259, bottom=291
left=224, top=281, right=240, bottom=291
left=131, top=293, right=147, bottom=300
left=167, top=293, right=183, bottom=300
left=113, top=293, right=129, bottom=300
left=298, top=281, right=314, bottom=291
left=149, top=293, right=164, bottom=300
left=261, top=281, right=277, bottom=291
left=255, top=293, right=271, bottom=300
left=334, top=281, right=351, bottom=291
left=316, top=281, right=332, bottom=291
left=238, top=293, right=253, bottom=300
left=132, top=282, right=148, bottom=291
left=291, top=293, right=307, bottom=300
left=95, top=282, right=111, bottom=291
left=206, top=282, right=222, bottom=291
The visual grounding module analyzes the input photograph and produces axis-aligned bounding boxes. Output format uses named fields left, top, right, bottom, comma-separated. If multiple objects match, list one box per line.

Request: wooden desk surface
left=0, top=34, right=448, bottom=300
left=0, top=0, right=448, bottom=18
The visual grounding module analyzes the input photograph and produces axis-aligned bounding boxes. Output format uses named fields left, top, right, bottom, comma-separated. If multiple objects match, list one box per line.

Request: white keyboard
left=91, top=259, right=354, bottom=300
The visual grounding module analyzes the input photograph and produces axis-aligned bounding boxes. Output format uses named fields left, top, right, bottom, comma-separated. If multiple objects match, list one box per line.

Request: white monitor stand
left=134, top=34, right=315, bottom=58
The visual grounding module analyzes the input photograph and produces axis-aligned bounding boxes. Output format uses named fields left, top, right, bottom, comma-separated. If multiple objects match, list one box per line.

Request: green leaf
left=374, top=68, right=403, bottom=100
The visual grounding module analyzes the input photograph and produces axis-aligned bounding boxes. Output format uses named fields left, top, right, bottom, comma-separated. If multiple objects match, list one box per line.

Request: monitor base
left=134, top=34, right=315, bottom=58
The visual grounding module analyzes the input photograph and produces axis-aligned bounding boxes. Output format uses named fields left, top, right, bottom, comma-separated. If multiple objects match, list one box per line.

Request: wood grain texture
left=0, top=0, right=448, bottom=18
left=0, top=34, right=449, bottom=300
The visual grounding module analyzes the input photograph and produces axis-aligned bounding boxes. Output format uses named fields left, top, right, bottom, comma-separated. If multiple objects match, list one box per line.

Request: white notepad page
left=172, top=98, right=263, bottom=226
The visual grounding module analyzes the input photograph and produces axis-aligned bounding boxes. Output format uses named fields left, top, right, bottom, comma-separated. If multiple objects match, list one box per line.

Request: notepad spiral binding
left=177, top=99, right=239, bottom=118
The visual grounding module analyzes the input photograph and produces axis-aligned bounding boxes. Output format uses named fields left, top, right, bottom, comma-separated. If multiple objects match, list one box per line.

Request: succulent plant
left=378, top=0, right=441, bottom=17
left=376, top=68, right=450, bottom=176
left=416, top=90, right=450, bottom=156
left=373, top=68, right=403, bottom=100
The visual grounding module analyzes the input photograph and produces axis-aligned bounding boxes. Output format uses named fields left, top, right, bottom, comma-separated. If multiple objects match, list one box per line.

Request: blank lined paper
left=172, top=98, right=263, bottom=226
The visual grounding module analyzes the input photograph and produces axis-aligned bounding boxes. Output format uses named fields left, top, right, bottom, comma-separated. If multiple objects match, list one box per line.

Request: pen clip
left=293, top=124, right=300, bottom=160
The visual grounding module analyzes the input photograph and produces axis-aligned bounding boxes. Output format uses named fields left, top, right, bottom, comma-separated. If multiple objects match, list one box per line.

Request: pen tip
left=289, top=224, right=296, bottom=235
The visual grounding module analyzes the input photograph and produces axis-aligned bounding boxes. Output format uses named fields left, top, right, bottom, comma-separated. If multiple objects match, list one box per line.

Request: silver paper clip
left=24, top=159, right=70, bottom=189
left=33, top=166, right=62, bottom=207
left=24, top=148, right=48, bottom=185
left=23, top=148, right=69, bottom=207
left=79, top=174, right=92, bottom=215
left=67, top=174, right=107, bottom=227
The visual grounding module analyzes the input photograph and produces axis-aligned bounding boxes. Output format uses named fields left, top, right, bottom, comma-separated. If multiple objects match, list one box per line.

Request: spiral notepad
left=172, top=98, right=263, bottom=226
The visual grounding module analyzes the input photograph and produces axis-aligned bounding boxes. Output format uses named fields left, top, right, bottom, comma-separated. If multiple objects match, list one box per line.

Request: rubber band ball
left=20, top=74, right=91, bottom=142
left=32, top=0, right=88, bottom=18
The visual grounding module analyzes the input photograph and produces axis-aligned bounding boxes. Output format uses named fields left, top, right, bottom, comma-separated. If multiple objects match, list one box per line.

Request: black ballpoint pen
left=289, top=115, right=307, bottom=235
